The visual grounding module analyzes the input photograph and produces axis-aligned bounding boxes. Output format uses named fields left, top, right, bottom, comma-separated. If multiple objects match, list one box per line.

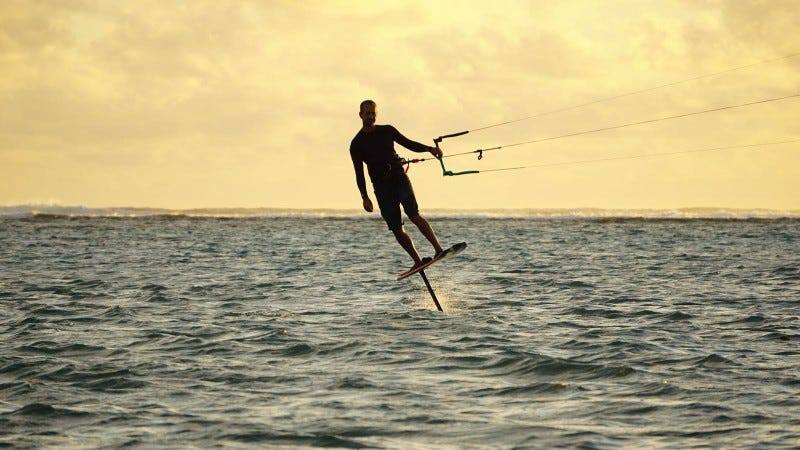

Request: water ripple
left=0, top=216, right=798, bottom=448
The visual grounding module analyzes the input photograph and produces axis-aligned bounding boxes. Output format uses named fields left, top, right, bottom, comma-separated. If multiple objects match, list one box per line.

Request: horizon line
left=2, top=204, right=799, bottom=219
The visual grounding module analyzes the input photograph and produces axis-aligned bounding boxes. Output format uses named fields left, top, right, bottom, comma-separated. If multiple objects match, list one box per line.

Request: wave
left=1, top=204, right=799, bottom=219
left=423, top=207, right=800, bottom=219
left=0, top=204, right=367, bottom=219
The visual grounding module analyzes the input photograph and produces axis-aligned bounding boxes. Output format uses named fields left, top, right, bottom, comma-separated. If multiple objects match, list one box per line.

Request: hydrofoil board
left=397, top=242, right=467, bottom=280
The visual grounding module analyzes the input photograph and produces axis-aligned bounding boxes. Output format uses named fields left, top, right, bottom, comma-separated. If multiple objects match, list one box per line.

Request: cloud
left=719, top=0, right=800, bottom=52
left=1, top=0, right=797, bottom=208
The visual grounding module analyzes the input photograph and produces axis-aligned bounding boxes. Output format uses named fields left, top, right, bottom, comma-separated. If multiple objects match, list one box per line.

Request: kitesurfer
left=349, top=100, right=444, bottom=270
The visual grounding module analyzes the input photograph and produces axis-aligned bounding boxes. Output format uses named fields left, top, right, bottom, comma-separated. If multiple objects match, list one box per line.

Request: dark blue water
left=1, top=213, right=799, bottom=448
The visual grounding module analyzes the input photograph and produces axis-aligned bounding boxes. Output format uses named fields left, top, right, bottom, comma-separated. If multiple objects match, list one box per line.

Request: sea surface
left=1, top=207, right=799, bottom=449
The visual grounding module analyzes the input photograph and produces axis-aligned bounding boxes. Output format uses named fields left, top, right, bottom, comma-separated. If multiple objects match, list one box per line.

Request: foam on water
left=2, top=204, right=800, bottom=219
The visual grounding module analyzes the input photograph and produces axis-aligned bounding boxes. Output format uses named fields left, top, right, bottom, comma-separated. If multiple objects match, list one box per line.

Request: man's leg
left=409, top=214, right=444, bottom=255
left=378, top=192, right=423, bottom=266
left=392, top=226, right=422, bottom=265
left=398, top=177, right=444, bottom=256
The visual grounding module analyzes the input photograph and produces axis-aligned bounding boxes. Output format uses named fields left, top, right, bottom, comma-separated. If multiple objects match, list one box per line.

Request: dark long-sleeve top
left=349, top=125, right=430, bottom=197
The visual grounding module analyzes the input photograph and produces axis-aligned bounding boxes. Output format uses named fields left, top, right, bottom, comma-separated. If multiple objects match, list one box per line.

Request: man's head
left=359, top=100, right=377, bottom=130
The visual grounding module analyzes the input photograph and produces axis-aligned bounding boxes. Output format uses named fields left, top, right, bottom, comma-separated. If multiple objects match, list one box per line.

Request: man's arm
left=391, top=126, right=443, bottom=158
left=350, top=145, right=373, bottom=212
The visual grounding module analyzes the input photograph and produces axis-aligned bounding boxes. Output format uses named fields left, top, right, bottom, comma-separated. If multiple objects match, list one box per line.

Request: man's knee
left=409, top=214, right=430, bottom=228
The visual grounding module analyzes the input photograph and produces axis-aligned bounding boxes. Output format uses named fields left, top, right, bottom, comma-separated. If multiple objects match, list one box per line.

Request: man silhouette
left=349, top=100, right=444, bottom=271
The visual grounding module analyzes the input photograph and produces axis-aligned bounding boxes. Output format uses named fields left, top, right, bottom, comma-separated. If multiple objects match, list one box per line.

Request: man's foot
left=411, top=257, right=432, bottom=270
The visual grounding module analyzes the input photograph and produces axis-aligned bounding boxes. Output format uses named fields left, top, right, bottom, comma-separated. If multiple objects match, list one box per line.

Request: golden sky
left=1, top=0, right=798, bottom=210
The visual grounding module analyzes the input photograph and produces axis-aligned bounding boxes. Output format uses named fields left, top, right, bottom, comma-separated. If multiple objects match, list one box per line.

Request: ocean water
left=1, top=208, right=799, bottom=449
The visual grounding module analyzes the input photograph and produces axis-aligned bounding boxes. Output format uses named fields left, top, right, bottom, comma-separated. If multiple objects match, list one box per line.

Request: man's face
left=360, top=103, right=377, bottom=128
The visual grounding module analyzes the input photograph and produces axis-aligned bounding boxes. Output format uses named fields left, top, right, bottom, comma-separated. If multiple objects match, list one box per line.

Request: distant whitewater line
left=1, top=204, right=799, bottom=219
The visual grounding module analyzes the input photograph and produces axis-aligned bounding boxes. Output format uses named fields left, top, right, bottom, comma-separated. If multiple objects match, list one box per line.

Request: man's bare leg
left=392, top=226, right=422, bottom=265
left=409, top=214, right=444, bottom=255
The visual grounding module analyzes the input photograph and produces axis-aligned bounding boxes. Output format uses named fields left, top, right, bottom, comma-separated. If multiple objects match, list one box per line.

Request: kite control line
left=401, top=52, right=800, bottom=177
left=406, top=92, right=800, bottom=176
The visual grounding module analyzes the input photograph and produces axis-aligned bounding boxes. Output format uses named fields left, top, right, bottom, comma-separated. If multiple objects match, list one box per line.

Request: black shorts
left=373, top=174, right=419, bottom=231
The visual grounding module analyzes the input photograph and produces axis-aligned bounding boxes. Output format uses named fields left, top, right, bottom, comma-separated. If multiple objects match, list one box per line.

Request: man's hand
left=362, top=196, right=373, bottom=212
left=429, top=146, right=443, bottom=159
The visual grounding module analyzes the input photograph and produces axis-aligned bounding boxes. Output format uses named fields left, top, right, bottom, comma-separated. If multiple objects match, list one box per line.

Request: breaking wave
left=2, top=204, right=798, bottom=220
